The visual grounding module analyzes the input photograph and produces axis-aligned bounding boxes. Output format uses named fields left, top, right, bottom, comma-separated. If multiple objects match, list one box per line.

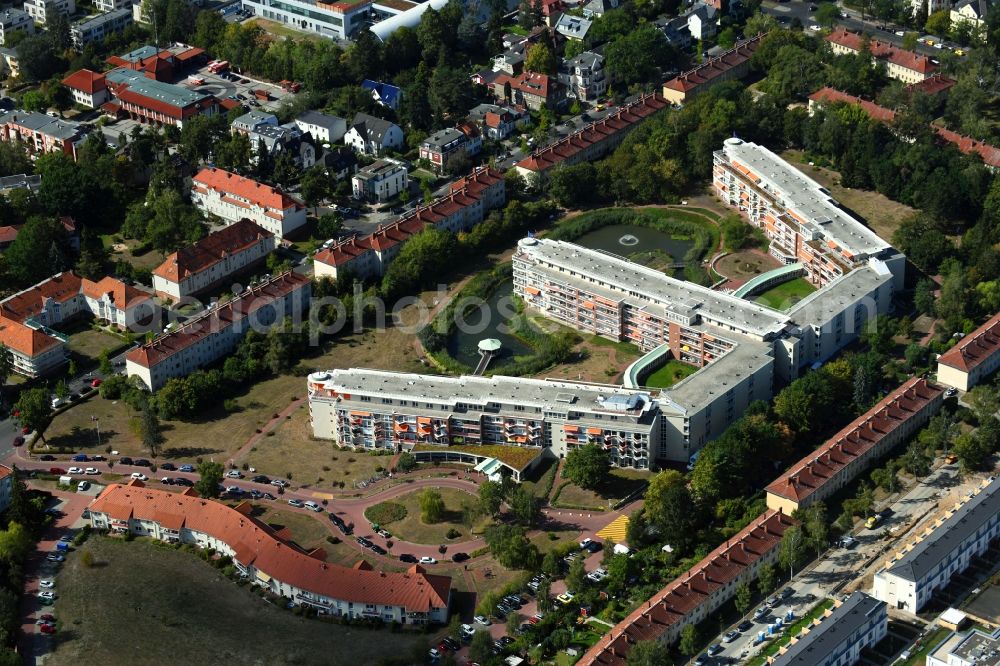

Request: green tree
left=140, top=402, right=163, bottom=458
left=4, top=216, right=71, bottom=286
left=757, top=562, right=776, bottom=596
left=483, top=524, right=539, bottom=569
left=14, top=388, right=51, bottom=442
left=478, top=480, right=505, bottom=518
left=525, top=42, right=557, bottom=74
left=815, top=3, right=839, bottom=27
left=925, top=9, right=951, bottom=35
left=419, top=488, right=445, bottom=523
left=735, top=581, right=753, bottom=616
left=508, top=485, right=541, bottom=527
left=469, top=630, right=494, bottom=663
left=626, top=640, right=671, bottom=666
left=902, top=440, right=933, bottom=476
left=536, top=578, right=553, bottom=612
left=678, top=624, right=700, bottom=657
left=566, top=555, right=587, bottom=593
left=194, top=461, right=224, bottom=498
left=644, top=469, right=700, bottom=553
left=773, top=371, right=834, bottom=433
left=564, top=444, right=609, bottom=490
left=778, top=524, right=806, bottom=580
left=953, top=431, right=992, bottom=472
left=396, top=451, right=417, bottom=472
left=301, top=165, right=331, bottom=213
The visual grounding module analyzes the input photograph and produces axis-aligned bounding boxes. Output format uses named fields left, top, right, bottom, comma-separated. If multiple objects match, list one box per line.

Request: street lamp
left=91, top=415, right=101, bottom=448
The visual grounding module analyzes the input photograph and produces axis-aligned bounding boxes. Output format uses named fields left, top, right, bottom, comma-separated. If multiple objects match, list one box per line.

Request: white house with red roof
left=190, top=168, right=307, bottom=239
left=88, top=481, right=452, bottom=623
left=61, top=69, right=110, bottom=108
left=151, top=219, right=276, bottom=300
left=0, top=271, right=153, bottom=376
left=314, top=167, right=505, bottom=281
left=937, top=312, right=1000, bottom=392
left=825, top=28, right=936, bottom=84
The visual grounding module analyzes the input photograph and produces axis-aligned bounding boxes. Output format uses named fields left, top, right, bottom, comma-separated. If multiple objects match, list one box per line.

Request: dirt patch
left=46, top=537, right=426, bottom=666
left=781, top=150, right=917, bottom=243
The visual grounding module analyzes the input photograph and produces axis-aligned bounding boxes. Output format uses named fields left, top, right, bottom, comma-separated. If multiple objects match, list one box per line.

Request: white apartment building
left=872, top=476, right=1000, bottom=613
left=23, top=0, right=74, bottom=25
left=126, top=272, right=310, bottom=391
left=95, top=0, right=130, bottom=12
left=89, top=482, right=452, bottom=623
left=928, top=625, right=1000, bottom=666
left=558, top=51, right=608, bottom=101
left=513, top=235, right=898, bottom=462
left=344, top=112, right=404, bottom=156
left=769, top=592, right=887, bottom=666
left=239, top=0, right=372, bottom=40
left=190, top=167, right=307, bottom=239
left=351, top=158, right=407, bottom=203
left=70, top=8, right=132, bottom=48
left=294, top=110, right=346, bottom=145
left=937, top=310, right=1000, bottom=392
left=309, top=370, right=661, bottom=470
left=0, top=8, right=32, bottom=46
left=151, top=219, right=276, bottom=300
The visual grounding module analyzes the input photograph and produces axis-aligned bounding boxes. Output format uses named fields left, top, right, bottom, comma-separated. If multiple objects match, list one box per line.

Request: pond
left=446, top=282, right=533, bottom=369
left=573, top=224, right=695, bottom=277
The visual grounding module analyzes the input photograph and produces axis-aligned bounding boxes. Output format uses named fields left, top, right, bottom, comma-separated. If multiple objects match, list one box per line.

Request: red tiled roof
left=0, top=225, right=20, bottom=244
left=62, top=69, right=107, bottom=95
left=89, top=483, right=451, bottom=612
left=125, top=272, right=310, bottom=369
left=662, top=34, right=763, bottom=94
left=315, top=167, right=503, bottom=268
left=939, top=312, right=1000, bottom=372
left=0, top=316, right=62, bottom=357
left=765, top=378, right=943, bottom=503
left=825, top=28, right=936, bottom=74
left=80, top=276, right=152, bottom=310
left=809, top=87, right=897, bottom=123
left=906, top=74, right=956, bottom=96
left=935, top=127, right=1000, bottom=168
left=0, top=272, right=84, bottom=323
left=193, top=168, right=301, bottom=211
left=580, top=510, right=795, bottom=666
left=174, top=47, right=205, bottom=62
left=515, top=93, right=667, bottom=174
left=495, top=71, right=555, bottom=100
left=152, top=219, right=274, bottom=283
left=0, top=464, right=10, bottom=481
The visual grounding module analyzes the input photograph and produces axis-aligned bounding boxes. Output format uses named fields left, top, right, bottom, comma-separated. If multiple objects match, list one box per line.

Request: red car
left=49, top=468, right=66, bottom=475
left=90, top=378, right=102, bottom=388
left=38, top=623, right=56, bottom=635
left=21, top=426, right=29, bottom=434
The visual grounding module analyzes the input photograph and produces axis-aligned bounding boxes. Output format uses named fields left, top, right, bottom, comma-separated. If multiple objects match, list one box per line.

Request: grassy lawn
left=250, top=17, right=327, bottom=41
left=642, top=359, right=697, bottom=389
left=781, top=150, right=916, bottom=244
left=895, top=627, right=950, bottom=666
left=63, top=322, right=127, bottom=362
left=252, top=505, right=331, bottom=554
left=47, top=537, right=426, bottom=666
left=553, top=469, right=651, bottom=510
left=101, top=235, right=166, bottom=273
left=241, top=406, right=393, bottom=493
left=529, top=528, right=580, bottom=554
left=715, top=250, right=781, bottom=281
left=384, top=487, right=478, bottom=545
left=365, top=501, right=408, bottom=525
left=754, top=277, right=817, bottom=311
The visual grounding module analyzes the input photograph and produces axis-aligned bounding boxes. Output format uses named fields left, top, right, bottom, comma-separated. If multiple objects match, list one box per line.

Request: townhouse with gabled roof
left=313, top=166, right=504, bottom=281
left=0, top=271, right=154, bottom=376
left=344, top=112, right=404, bottom=156
left=514, top=92, right=668, bottom=186
left=293, top=110, right=347, bottom=145
left=580, top=510, right=795, bottom=664
left=467, top=103, right=529, bottom=141
left=190, top=167, right=307, bottom=239
left=126, top=272, right=311, bottom=391
left=89, top=481, right=451, bottom=622
left=769, top=592, right=887, bottom=666
left=662, top=34, right=762, bottom=105
left=825, top=28, right=936, bottom=84
left=151, top=219, right=276, bottom=301
left=492, top=71, right=564, bottom=111
left=937, top=311, right=1000, bottom=391
left=765, top=377, right=944, bottom=514
left=61, top=69, right=111, bottom=109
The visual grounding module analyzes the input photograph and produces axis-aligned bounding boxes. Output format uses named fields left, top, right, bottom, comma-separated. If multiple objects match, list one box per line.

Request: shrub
left=266, top=431, right=275, bottom=437
left=446, top=528, right=461, bottom=539
left=365, top=501, right=407, bottom=524
left=81, top=550, right=95, bottom=567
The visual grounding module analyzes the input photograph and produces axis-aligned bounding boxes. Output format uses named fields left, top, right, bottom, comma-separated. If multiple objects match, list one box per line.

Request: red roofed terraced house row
left=513, top=92, right=668, bottom=187
left=125, top=272, right=311, bottom=391
left=765, top=377, right=944, bottom=515
left=579, top=510, right=796, bottom=666
left=824, top=28, right=936, bottom=84
left=937, top=311, right=1000, bottom=392
left=661, top=34, right=763, bottom=105
left=313, top=166, right=505, bottom=281
left=807, top=87, right=1000, bottom=170
left=151, top=219, right=277, bottom=301
left=88, top=482, right=452, bottom=623
left=0, top=271, right=154, bottom=377
left=190, top=167, right=307, bottom=239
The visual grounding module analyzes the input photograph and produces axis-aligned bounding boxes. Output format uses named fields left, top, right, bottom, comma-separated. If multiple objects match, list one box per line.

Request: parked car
left=556, top=592, right=575, bottom=605
left=226, top=470, right=244, bottom=479
left=160, top=462, right=176, bottom=471
left=134, top=459, right=151, bottom=467
left=370, top=544, right=387, bottom=556
left=287, top=499, right=304, bottom=508
left=451, top=552, right=469, bottom=563
left=271, top=479, right=289, bottom=487
left=49, top=468, right=66, bottom=475
left=77, top=480, right=90, bottom=491
left=474, top=615, right=491, bottom=626
left=419, top=556, right=437, bottom=565
left=737, top=620, right=753, bottom=632
left=84, top=467, right=99, bottom=475
left=130, top=472, right=147, bottom=481
left=303, top=501, right=322, bottom=512
left=90, top=378, right=102, bottom=388
left=68, top=467, right=83, bottom=474
left=723, top=630, right=740, bottom=643
left=179, top=464, right=194, bottom=473
left=39, top=580, right=54, bottom=588
left=161, top=477, right=175, bottom=485
left=72, top=454, right=88, bottom=462
left=252, top=475, right=270, bottom=484
left=39, top=623, right=56, bottom=635
left=46, top=554, right=65, bottom=563
left=399, top=553, right=417, bottom=563
left=39, top=455, right=55, bottom=461
left=12, top=436, right=24, bottom=447
left=37, top=591, right=56, bottom=600
left=119, top=457, right=133, bottom=465
left=174, top=478, right=193, bottom=487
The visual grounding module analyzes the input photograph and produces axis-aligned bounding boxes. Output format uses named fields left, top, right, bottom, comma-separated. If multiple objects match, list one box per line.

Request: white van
left=51, top=396, right=68, bottom=409
left=77, top=480, right=90, bottom=491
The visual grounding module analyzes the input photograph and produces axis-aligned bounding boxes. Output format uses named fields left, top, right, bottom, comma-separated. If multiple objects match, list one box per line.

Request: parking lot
left=183, top=65, right=295, bottom=114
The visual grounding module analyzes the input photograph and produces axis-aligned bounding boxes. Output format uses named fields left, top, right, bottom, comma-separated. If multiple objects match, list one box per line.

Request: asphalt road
left=707, top=462, right=964, bottom=664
